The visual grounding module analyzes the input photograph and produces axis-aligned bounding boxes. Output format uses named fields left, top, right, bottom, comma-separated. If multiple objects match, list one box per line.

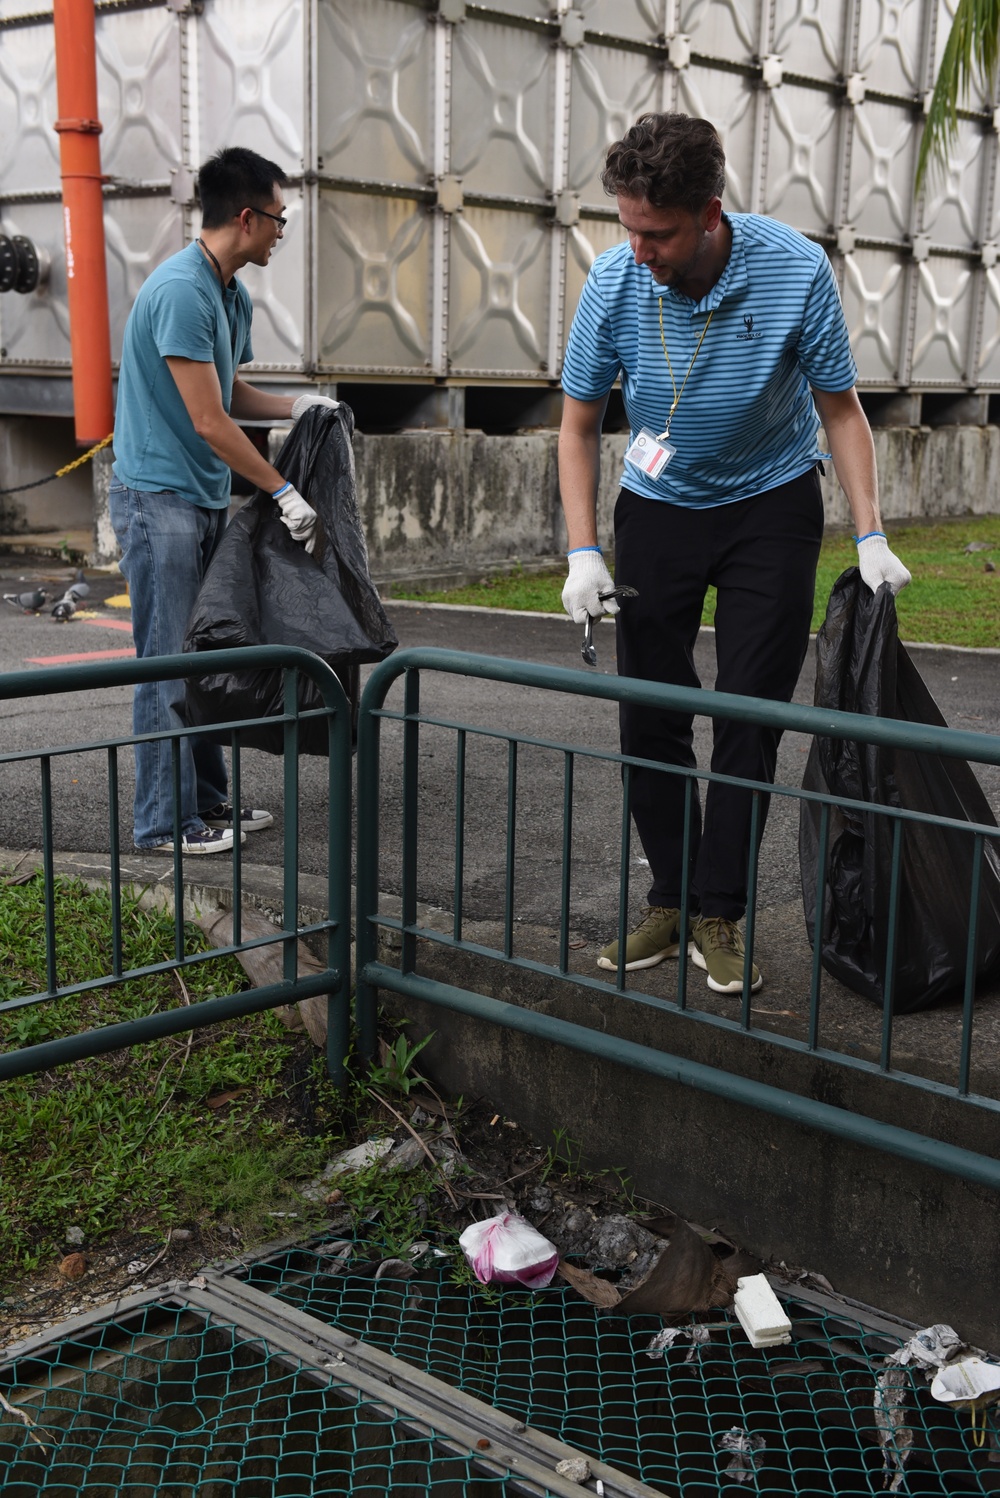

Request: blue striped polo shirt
left=560, top=212, right=858, bottom=507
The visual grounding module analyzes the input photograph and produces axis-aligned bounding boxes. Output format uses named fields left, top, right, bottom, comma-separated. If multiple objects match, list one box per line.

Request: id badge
left=624, top=427, right=676, bottom=481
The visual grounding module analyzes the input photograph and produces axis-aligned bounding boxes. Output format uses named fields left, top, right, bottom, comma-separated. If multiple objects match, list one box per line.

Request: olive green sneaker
left=691, top=916, right=762, bottom=994
left=597, top=905, right=688, bottom=971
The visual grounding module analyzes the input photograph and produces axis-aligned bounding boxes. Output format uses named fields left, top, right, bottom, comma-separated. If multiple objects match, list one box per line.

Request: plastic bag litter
left=716, top=1427, right=765, bottom=1484
left=645, top=1325, right=711, bottom=1362
left=800, top=569, right=1000, bottom=1012
left=458, top=1212, right=559, bottom=1289
left=182, top=404, right=397, bottom=755
left=875, top=1324, right=966, bottom=1492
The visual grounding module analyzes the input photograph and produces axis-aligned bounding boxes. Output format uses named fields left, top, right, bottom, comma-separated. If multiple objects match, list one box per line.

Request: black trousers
left=614, top=467, right=824, bottom=921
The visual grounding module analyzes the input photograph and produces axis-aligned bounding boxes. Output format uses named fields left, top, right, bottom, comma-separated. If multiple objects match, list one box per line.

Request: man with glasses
left=110, top=146, right=337, bottom=855
left=559, top=113, right=910, bottom=992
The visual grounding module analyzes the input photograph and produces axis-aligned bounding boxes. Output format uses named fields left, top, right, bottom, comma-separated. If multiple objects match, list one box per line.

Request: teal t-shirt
left=112, top=241, right=254, bottom=507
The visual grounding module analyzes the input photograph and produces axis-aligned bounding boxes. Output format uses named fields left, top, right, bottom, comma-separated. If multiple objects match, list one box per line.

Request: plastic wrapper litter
left=800, top=569, right=1000, bottom=1012
left=458, top=1212, right=559, bottom=1289
left=182, top=404, right=397, bottom=754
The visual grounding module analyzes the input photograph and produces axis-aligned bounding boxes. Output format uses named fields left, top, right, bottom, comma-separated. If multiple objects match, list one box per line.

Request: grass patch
left=0, top=874, right=356, bottom=1280
left=393, top=515, right=1000, bottom=648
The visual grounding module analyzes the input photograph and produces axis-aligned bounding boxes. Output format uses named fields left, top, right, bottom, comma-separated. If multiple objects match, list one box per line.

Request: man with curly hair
left=558, top=113, right=910, bottom=993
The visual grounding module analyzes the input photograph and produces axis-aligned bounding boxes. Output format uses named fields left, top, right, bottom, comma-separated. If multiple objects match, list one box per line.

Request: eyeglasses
left=249, top=207, right=287, bottom=230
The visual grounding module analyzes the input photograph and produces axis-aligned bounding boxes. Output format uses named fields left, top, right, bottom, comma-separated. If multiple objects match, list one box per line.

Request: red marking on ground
left=27, top=647, right=137, bottom=665
left=86, top=617, right=133, bottom=634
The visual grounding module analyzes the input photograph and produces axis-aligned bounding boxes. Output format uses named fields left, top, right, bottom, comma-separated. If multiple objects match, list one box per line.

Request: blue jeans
left=109, top=482, right=229, bottom=847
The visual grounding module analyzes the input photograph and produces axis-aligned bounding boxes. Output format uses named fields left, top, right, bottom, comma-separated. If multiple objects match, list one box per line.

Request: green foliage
left=916, top=0, right=1000, bottom=192
left=541, top=1125, right=585, bottom=1183
left=393, top=516, right=1000, bottom=650
left=368, top=1027, right=436, bottom=1097
left=0, top=875, right=350, bottom=1279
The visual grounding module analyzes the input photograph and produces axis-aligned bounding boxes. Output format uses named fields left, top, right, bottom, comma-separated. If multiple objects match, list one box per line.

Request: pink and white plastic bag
left=459, top=1212, right=559, bottom=1289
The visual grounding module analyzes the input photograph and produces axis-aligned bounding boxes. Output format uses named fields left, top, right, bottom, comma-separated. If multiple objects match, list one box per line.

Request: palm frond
left=916, top=0, right=1000, bottom=193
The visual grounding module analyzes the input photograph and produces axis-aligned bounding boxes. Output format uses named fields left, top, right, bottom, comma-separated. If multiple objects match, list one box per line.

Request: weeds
left=0, top=873, right=351, bottom=1278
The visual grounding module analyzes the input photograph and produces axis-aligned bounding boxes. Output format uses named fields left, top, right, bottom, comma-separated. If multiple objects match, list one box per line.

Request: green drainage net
left=3, top=1241, right=998, bottom=1497
left=243, top=1239, right=1000, bottom=1498
left=0, top=1306, right=526, bottom=1492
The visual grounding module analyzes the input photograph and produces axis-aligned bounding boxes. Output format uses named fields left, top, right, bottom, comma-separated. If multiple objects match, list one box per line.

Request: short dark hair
left=601, top=113, right=726, bottom=213
left=197, top=146, right=289, bottom=229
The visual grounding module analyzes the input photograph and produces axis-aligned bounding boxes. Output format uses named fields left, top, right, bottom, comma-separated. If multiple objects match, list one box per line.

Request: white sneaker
left=147, top=826, right=246, bottom=856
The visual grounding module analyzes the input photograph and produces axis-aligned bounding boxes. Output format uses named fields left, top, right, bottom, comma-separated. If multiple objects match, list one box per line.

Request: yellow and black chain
left=0, top=432, right=113, bottom=498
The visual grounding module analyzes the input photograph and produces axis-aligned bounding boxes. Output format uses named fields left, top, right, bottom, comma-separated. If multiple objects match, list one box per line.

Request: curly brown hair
left=601, top=113, right=726, bottom=212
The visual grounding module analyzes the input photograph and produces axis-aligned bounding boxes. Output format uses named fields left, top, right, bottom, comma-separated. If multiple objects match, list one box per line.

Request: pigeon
left=3, top=588, right=47, bottom=612
left=51, top=579, right=90, bottom=622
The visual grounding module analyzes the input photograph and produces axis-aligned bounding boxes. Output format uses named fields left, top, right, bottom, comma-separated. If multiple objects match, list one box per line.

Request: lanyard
left=197, top=238, right=239, bottom=359
left=657, top=297, right=714, bottom=440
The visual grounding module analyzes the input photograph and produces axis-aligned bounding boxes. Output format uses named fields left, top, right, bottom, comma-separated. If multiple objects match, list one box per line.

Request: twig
left=501, top=1158, right=545, bottom=1186
left=0, top=1390, right=47, bottom=1448
left=141, top=971, right=194, bottom=1141
left=366, top=1088, right=460, bottom=1209
left=140, top=1227, right=174, bottom=1279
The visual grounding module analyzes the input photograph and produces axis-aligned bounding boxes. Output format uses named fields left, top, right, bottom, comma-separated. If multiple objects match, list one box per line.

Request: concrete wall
left=0, top=416, right=93, bottom=535
left=18, top=417, right=1000, bottom=569
left=379, top=932, right=1000, bottom=1350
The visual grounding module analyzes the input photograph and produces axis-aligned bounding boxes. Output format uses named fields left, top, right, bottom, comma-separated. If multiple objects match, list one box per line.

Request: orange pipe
left=52, top=0, right=114, bottom=444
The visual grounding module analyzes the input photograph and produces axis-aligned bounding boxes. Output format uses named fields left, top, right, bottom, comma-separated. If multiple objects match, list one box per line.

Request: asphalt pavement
left=3, top=556, right=1000, bottom=1092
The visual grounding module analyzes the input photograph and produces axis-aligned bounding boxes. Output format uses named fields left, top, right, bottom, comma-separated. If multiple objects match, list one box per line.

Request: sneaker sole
left=691, top=946, right=763, bottom=993
left=597, top=941, right=691, bottom=972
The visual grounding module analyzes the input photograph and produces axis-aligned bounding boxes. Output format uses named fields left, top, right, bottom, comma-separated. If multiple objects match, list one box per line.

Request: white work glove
left=273, top=481, right=317, bottom=554
left=291, top=394, right=340, bottom=421
left=856, top=532, right=911, bottom=595
left=561, top=547, right=620, bottom=625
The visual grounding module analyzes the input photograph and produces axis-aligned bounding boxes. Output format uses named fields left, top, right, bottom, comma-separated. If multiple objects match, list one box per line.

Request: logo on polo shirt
left=736, top=314, right=762, bottom=341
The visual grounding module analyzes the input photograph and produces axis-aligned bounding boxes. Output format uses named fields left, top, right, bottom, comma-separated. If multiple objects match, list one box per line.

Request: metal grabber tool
left=581, top=585, right=638, bottom=667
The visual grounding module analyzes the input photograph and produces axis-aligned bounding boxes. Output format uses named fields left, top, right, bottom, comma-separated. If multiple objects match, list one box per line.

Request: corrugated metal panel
left=448, top=205, right=550, bottom=376
left=761, top=83, right=840, bottom=234
left=772, top=0, right=850, bottom=78
left=316, top=188, right=432, bottom=373
left=97, top=8, right=181, bottom=185
left=678, top=0, right=760, bottom=64
left=0, top=0, right=997, bottom=396
left=976, top=267, right=1000, bottom=385
left=840, top=246, right=908, bottom=385
left=910, top=255, right=977, bottom=384
left=847, top=99, right=917, bottom=241
left=0, top=26, right=60, bottom=195
left=316, top=0, right=430, bottom=184
left=196, top=0, right=305, bottom=169
left=450, top=16, right=553, bottom=199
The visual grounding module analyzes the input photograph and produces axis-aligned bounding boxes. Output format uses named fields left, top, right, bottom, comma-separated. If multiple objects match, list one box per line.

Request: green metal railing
left=355, top=648, right=1000, bottom=1190
left=0, top=646, right=352, bottom=1083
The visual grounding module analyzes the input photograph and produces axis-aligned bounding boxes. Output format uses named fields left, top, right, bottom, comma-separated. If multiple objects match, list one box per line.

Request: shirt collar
left=640, top=213, right=749, bottom=313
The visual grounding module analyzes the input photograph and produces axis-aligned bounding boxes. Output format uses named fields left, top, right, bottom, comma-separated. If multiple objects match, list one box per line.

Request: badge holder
left=624, top=427, right=676, bottom=481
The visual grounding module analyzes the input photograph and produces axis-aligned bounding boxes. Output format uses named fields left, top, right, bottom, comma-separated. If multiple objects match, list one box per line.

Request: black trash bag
left=182, top=403, right=397, bottom=755
left=799, top=567, right=1000, bottom=1012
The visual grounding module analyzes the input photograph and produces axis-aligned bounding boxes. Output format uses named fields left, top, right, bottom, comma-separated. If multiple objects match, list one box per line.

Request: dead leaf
left=205, top=1089, right=248, bottom=1109
left=751, top=1008, right=801, bottom=1018
left=556, top=1259, right=622, bottom=1308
